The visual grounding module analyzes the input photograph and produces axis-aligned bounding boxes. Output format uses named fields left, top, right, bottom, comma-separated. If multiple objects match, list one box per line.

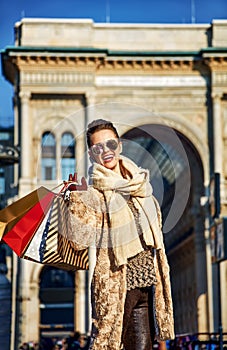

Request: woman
left=65, top=119, right=174, bottom=350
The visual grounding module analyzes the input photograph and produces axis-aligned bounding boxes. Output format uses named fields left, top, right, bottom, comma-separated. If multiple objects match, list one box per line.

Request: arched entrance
left=121, top=123, right=206, bottom=334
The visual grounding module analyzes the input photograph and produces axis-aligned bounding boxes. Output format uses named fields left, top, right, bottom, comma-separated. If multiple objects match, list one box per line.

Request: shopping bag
left=0, top=186, right=51, bottom=240
left=21, top=206, right=52, bottom=263
left=2, top=190, right=56, bottom=257
left=24, top=195, right=89, bottom=271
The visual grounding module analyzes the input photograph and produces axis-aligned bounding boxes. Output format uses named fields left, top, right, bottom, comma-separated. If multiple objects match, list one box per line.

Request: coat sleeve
left=154, top=248, right=175, bottom=340
left=152, top=194, right=175, bottom=340
left=66, top=187, right=102, bottom=250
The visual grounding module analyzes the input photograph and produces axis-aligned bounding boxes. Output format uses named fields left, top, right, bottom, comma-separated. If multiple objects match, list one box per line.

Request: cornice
left=2, top=45, right=223, bottom=81
left=202, top=48, right=227, bottom=69
left=203, top=56, right=227, bottom=69
left=98, top=58, right=196, bottom=72
left=14, top=55, right=99, bottom=68
left=7, top=52, right=205, bottom=74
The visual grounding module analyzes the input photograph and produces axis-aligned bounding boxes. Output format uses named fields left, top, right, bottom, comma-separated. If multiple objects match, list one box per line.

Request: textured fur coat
left=68, top=185, right=175, bottom=350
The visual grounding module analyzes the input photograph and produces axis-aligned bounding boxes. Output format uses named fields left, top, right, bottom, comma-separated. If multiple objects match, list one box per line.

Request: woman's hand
left=66, top=173, right=88, bottom=191
left=63, top=173, right=88, bottom=202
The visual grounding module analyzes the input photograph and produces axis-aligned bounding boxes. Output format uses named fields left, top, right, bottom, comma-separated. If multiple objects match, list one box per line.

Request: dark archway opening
left=121, top=123, right=205, bottom=334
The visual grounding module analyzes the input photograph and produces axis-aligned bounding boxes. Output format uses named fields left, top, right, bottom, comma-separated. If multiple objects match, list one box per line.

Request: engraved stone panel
left=95, top=75, right=207, bottom=87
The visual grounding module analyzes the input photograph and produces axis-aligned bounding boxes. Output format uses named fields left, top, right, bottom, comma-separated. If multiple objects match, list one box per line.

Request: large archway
left=121, top=123, right=206, bottom=334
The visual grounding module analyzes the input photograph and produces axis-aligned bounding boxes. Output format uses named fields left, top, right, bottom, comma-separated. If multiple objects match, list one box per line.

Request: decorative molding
left=204, top=56, right=227, bottom=69
left=14, top=54, right=204, bottom=73
left=19, top=90, right=31, bottom=101
left=21, top=71, right=94, bottom=85
left=211, top=91, right=223, bottom=100
left=20, top=70, right=208, bottom=88
left=16, top=55, right=99, bottom=67
left=98, top=59, right=195, bottom=71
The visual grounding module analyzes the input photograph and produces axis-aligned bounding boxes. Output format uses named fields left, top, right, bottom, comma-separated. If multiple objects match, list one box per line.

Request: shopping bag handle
left=51, top=183, right=68, bottom=195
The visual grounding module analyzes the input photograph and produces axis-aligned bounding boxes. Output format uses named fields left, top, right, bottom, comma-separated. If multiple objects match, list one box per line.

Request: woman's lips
left=102, top=154, right=114, bottom=163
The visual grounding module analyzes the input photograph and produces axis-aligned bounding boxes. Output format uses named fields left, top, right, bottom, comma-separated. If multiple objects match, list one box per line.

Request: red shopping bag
left=3, top=189, right=56, bottom=257
left=0, top=186, right=51, bottom=240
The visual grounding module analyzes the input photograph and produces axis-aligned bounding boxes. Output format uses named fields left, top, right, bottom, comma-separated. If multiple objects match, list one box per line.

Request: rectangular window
left=45, top=167, right=53, bottom=180
left=61, top=158, right=76, bottom=181
left=41, top=159, right=56, bottom=180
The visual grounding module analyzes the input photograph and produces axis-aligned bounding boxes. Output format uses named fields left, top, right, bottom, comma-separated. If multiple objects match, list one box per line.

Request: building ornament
left=204, top=56, right=227, bottom=70
left=12, top=54, right=204, bottom=73
left=21, top=71, right=94, bottom=85
left=19, top=90, right=31, bottom=102
left=15, top=55, right=99, bottom=68
left=211, top=91, right=223, bottom=101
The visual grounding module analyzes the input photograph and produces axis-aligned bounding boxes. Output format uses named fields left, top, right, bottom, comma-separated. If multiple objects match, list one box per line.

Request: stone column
left=56, top=134, right=61, bottom=182
left=26, top=279, right=40, bottom=341
left=13, top=94, right=20, bottom=188
left=212, top=92, right=227, bottom=335
left=20, top=260, right=35, bottom=343
left=85, top=93, right=96, bottom=332
left=205, top=216, right=215, bottom=332
left=86, top=93, right=96, bottom=126
left=194, top=198, right=209, bottom=336
left=19, top=91, right=31, bottom=180
left=85, top=92, right=96, bottom=169
left=212, top=93, right=223, bottom=174
left=75, top=270, right=87, bottom=333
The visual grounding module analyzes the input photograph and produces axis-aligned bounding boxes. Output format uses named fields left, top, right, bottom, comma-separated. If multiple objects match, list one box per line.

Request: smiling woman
left=64, top=119, right=174, bottom=350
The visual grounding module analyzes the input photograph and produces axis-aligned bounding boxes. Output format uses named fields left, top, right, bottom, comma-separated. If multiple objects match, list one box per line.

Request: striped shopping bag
left=25, top=195, right=89, bottom=271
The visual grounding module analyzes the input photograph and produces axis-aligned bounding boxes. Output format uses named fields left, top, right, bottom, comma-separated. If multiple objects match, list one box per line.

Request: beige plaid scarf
left=89, top=156, right=163, bottom=267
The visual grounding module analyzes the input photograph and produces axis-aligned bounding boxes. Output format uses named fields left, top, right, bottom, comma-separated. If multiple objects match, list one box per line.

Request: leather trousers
left=122, top=287, right=155, bottom=350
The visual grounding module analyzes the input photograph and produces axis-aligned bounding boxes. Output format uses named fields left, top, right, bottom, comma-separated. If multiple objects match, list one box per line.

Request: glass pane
left=61, top=132, right=76, bottom=180
left=42, top=132, right=56, bottom=146
left=61, top=132, right=75, bottom=158
left=41, top=158, right=56, bottom=180
left=61, top=158, right=76, bottom=181
left=61, top=132, right=74, bottom=147
left=41, top=132, right=56, bottom=180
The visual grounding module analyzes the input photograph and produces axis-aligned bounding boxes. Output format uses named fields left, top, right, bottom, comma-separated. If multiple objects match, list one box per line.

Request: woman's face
left=89, top=129, right=122, bottom=173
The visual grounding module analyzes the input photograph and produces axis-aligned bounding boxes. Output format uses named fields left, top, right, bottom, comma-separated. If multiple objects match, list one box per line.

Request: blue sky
left=1, top=0, right=227, bottom=126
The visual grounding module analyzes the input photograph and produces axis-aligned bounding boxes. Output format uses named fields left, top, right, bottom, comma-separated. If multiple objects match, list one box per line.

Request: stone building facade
left=1, top=18, right=227, bottom=345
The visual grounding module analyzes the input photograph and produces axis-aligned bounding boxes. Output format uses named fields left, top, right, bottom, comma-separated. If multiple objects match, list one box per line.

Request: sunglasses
left=90, top=138, right=119, bottom=155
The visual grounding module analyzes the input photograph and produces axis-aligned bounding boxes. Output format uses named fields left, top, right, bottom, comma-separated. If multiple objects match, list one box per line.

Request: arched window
left=41, top=132, right=56, bottom=180
left=61, top=132, right=76, bottom=181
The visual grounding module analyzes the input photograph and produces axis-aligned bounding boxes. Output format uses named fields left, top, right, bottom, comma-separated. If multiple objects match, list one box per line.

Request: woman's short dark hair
left=86, top=119, right=120, bottom=148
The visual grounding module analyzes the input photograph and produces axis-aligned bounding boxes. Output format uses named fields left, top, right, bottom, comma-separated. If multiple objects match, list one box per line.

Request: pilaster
left=75, top=271, right=87, bottom=333
left=212, top=92, right=225, bottom=206
left=84, top=92, right=96, bottom=332
left=193, top=197, right=209, bottom=335
left=19, top=91, right=31, bottom=179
